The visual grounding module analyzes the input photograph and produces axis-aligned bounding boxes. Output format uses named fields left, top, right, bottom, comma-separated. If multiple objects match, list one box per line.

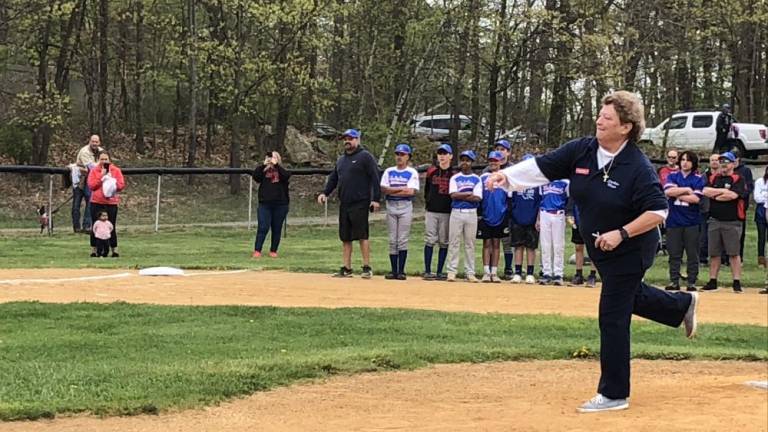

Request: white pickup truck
left=639, top=111, right=768, bottom=158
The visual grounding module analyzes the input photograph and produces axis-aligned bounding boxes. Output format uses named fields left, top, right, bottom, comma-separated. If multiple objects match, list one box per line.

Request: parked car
left=639, top=111, right=768, bottom=158
left=410, top=114, right=476, bottom=140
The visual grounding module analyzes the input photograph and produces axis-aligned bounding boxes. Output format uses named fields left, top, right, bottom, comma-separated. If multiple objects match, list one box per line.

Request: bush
left=0, top=125, right=33, bottom=164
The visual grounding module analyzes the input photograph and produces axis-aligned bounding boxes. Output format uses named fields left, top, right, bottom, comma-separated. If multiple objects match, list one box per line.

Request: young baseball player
left=446, top=150, right=482, bottom=282
left=380, top=144, right=420, bottom=280
left=478, top=151, right=510, bottom=282
left=539, top=178, right=569, bottom=285
left=483, top=139, right=515, bottom=278
left=509, top=154, right=542, bottom=284
left=423, top=143, right=457, bottom=280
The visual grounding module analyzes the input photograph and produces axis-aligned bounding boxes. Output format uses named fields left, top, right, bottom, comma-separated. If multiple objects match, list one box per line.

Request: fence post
left=47, top=174, right=53, bottom=236
left=248, top=175, right=253, bottom=230
left=324, top=199, right=328, bottom=227
left=154, top=174, right=162, bottom=232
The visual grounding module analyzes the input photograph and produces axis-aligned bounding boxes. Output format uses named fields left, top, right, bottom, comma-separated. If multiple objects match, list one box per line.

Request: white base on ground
left=745, top=380, right=768, bottom=390
left=138, top=267, right=185, bottom=276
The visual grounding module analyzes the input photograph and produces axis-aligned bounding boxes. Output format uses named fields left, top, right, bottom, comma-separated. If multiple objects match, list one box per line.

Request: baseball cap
left=341, top=128, right=360, bottom=138
left=719, top=151, right=736, bottom=162
left=522, top=153, right=535, bottom=161
left=437, top=143, right=453, bottom=154
left=494, top=139, right=511, bottom=150
left=394, top=144, right=412, bottom=155
left=487, top=151, right=503, bottom=161
left=459, top=150, right=476, bottom=161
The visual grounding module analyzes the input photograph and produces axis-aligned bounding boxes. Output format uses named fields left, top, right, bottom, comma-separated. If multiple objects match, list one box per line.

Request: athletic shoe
left=759, top=288, right=768, bottom=294
left=577, top=394, right=629, bottom=413
left=683, top=292, right=699, bottom=338
left=490, top=274, right=501, bottom=283
left=435, top=273, right=448, bottom=281
left=269, top=252, right=278, bottom=258
left=502, top=270, right=514, bottom=281
left=446, top=272, right=457, bottom=282
left=252, top=251, right=262, bottom=258
left=570, top=274, right=584, bottom=286
left=361, top=265, right=373, bottom=279
left=396, top=273, right=407, bottom=280
left=422, top=272, right=437, bottom=280
left=538, top=275, right=552, bottom=285
left=481, top=273, right=492, bottom=283
left=385, top=272, right=397, bottom=280
left=701, top=280, right=718, bottom=292
left=511, top=274, right=523, bottom=283
left=552, top=276, right=564, bottom=286
left=586, top=274, right=597, bottom=288
left=733, top=280, right=743, bottom=294
left=333, top=267, right=353, bottom=278
left=465, top=274, right=480, bottom=283
left=90, top=252, right=97, bottom=258
left=525, top=275, right=536, bottom=284
left=665, top=282, right=680, bottom=291
left=686, top=285, right=698, bottom=292
left=111, top=252, right=120, bottom=258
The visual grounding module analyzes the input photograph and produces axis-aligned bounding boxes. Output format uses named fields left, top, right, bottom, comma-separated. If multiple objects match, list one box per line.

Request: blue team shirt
left=540, top=180, right=569, bottom=212
left=511, top=187, right=541, bottom=225
left=449, top=172, right=482, bottom=210
left=380, top=166, right=420, bottom=201
left=480, top=172, right=509, bottom=226
left=663, top=171, right=705, bottom=228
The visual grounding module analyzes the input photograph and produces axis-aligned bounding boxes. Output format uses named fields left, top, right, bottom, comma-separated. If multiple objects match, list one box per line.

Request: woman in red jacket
left=87, top=150, right=126, bottom=257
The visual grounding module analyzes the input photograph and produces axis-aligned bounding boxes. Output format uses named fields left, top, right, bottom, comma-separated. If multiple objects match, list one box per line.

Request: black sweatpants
left=90, top=203, right=119, bottom=248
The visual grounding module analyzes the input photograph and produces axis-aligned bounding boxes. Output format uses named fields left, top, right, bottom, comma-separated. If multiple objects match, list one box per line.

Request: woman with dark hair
left=486, top=90, right=698, bottom=413
left=87, top=150, right=125, bottom=257
left=252, top=151, right=291, bottom=258
left=753, top=166, right=768, bottom=267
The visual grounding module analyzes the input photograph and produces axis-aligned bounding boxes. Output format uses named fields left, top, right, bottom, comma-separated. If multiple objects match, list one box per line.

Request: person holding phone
left=317, top=129, right=381, bottom=278
left=87, top=150, right=125, bottom=257
left=252, top=151, right=291, bottom=258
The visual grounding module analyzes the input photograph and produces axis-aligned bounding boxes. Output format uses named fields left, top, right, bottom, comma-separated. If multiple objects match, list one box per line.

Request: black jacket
left=253, top=164, right=291, bottom=205
left=323, top=146, right=381, bottom=205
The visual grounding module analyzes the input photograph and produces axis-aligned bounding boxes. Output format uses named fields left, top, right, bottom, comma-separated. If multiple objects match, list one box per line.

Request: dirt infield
left=0, top=269, right=766, bottom=431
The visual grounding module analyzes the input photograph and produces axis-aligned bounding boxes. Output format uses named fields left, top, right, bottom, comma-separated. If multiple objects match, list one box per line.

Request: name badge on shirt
left=575, top=167, right=590, bottom=175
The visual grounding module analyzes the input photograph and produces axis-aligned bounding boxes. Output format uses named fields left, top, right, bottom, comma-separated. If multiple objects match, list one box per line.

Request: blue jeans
left=254, top=203, right=289, bottom=253
left=72, top=186, right=92, bottom=231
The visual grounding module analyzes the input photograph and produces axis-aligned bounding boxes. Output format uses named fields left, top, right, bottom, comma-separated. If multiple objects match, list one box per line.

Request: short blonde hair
left=601, top=91, right=645, bottom=143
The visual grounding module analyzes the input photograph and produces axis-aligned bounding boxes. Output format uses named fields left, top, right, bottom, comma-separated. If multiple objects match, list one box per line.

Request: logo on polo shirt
left=575, top=167, right=590, bottom=175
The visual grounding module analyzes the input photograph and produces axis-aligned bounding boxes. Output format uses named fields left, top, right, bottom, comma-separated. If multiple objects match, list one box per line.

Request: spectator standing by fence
left=699, top=154, right=720, bottom=265
left=252, top=151, right=291, bottom=258
left=754, top=167, right=768, bottom=268
left=87, top=151, right=125, bottom=257
left=72, top=135, right=103, bottom=233
left=317, top=129, right=381, bottom=279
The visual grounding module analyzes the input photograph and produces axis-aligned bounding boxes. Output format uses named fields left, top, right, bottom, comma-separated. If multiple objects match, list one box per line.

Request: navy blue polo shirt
left=535, top=137, right=668, bottom=274
left=664, top=171, right=706, bottom=228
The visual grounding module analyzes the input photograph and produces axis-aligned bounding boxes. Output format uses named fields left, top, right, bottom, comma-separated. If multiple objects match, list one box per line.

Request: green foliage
left=9, top=90, right=70, bottom=131
left=0, top=301, right=764, bottom=420
left=0, top=125, right=32, bottom=164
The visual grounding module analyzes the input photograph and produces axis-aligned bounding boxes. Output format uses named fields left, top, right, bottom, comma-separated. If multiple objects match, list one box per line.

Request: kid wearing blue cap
left=423, top=143, right=457, bottom=280
left=446, top=150, right=482, bottom=282
left=380, top=144, right=420, bottom=279
left=478, top=151, right=511, bottom=282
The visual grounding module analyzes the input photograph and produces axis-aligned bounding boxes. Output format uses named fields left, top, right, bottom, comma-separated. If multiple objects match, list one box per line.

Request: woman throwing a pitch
left=485, top=90, right=698, bottom=413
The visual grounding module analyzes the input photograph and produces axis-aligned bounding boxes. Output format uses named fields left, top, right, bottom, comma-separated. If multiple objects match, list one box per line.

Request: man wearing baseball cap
left=445, top=150, right=482, bottom=282
left=478, top=151, right=511, bottom=282
left=701, top=151, right=747, bottom=293
left=380, top=144, right=420, bottom=280
left=422, top=143, right=457, bottom=280
left=318, top=128, right=381, bottom=278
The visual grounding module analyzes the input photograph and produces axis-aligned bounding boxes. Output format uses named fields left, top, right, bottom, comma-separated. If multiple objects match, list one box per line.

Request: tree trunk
left=487, top=0, right=506, bottom=148
left=449, top=0, right=473, bottom=147
left=229, top=2, right=245, bottom=195
left=117, top=10, right=130, bottom=125
left=98, top=0, right=109, bottom=138
left=469, top=14, right=481, bottom=143
left=134, top=0, right=145, bottom=154
left=329, top=1, right=345, bottom=128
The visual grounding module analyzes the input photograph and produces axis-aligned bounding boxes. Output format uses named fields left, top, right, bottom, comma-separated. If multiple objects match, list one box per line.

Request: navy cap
left=487, top=151, right=503, bottom=161
left=394, top=144, right=412, bottom=155
left=522, top=153, right=535, bottom=161
left=341, top=128, right=360, bottom=138
left=437, top=143, right=453, bottom=154
left=719, top=151, right=736, bottom=162
left=494, top=139, right=511, bottom=150
left=459, top=150, right=476, bottom=161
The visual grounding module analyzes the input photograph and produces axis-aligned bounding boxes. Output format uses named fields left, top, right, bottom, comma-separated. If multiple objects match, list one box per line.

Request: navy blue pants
left=596, top=271, right=692, bottom=399
left=72, top=186, right=92, bottom=231
left=254, top=203, right=289, bottom=253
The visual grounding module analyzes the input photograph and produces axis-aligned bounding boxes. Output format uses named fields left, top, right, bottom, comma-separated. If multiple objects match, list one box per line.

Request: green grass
left=0, top=302, right=765, bottom=421
left=1, top=223, right=768, bottom=288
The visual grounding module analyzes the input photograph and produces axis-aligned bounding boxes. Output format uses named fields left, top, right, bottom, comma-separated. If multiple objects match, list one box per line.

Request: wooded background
left=1, top=0, right=766, bottom=171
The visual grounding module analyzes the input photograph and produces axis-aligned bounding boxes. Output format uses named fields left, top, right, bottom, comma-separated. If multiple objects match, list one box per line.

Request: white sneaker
left=684, top=292, right=699, bottom=338
left=577, top=393, right=629, bottom=413
left=490, top=274, right=501, bottom=283
left=525, top=275, right=536, bottom=284
left=466, top=274, right=480, bottom=283
left=481, top=273, right=492, bottom=283
left=511, top=274, right=523, bottom=283
left=446, top=272, right=456, bottom=282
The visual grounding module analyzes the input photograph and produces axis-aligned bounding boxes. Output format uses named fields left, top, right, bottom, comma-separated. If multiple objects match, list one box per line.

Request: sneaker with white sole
left=446, top=272, right=457, bottom=282
left=465, top=274, right=480, bottom=283
left=577, top=393, right=629, bottom=413
left=481, top=273, right=492, bottom=283
left=511, top=274, right=523, bottom=283
left=683, top=292, right=699, bottom=338
left=490, top=274, right=501, bottom=283
left=525, top=274, right=536, bottom=284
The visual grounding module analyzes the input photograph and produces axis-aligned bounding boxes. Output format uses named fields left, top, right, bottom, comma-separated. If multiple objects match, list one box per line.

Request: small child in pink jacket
left=92, top=212, right=114, bottom=257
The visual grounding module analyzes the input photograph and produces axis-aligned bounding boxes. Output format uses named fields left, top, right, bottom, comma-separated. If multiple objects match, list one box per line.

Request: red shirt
left=657, top=165, right=679, bottom=185
left=88, top=165, right=126, bottom=205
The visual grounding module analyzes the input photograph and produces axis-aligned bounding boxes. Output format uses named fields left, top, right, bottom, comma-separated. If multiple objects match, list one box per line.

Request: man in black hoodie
left=318, top=129, right=381, bottom=278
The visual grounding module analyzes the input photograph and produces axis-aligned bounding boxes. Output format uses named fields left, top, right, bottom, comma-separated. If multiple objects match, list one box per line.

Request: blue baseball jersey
left=540, top=180, right=569, bottom=212
left=511, top=187, right=541, bottom=225
left=380, top=166, right=420, bottom=201
left=664, top=171, right=705, bottom=228
left=449, top=172, right=482, bottom=210
left=480, top=172, right=510, bottom=226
